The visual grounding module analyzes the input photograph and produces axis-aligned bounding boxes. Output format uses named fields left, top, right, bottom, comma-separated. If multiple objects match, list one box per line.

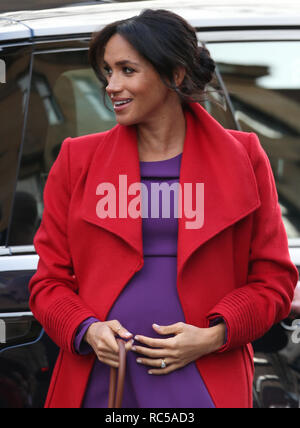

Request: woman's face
left=102, top=34, right=178, bottom=126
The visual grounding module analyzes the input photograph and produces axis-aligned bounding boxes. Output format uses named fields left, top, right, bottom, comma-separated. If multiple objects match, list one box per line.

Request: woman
left=29, top=9, right=298, bottom=408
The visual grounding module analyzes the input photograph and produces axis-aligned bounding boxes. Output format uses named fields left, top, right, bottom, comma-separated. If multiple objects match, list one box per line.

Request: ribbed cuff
left=206, top=287, right=265, bottom=351
left=42, top=296, right=98, bottom=354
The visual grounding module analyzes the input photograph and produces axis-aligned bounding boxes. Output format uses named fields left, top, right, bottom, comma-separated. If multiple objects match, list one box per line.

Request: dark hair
left=89, top=9, right=216, bottom=105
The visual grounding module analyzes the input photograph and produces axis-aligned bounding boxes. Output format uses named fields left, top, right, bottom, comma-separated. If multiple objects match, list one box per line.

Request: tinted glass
left=0, top=45, right=32, bottom=247
left=0, top=270, right=32, bottom=312
left=200, top=72, right=237, bottom=130
left=8, top=48, right=116, bottom=246
left=208, top=41, right=300, bottom=239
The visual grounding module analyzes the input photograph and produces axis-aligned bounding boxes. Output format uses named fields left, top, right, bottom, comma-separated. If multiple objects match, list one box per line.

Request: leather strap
left=108, top=339, right=127, bottom=408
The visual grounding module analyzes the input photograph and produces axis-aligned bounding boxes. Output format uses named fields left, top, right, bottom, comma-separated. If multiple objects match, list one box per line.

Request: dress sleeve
left=206, top=133, right=299, bottom=351
left=74, top=317, right=100, bottom=355
left=28, top=138, right=98, bottom=354
left=209, top=317, right=228, bottom=346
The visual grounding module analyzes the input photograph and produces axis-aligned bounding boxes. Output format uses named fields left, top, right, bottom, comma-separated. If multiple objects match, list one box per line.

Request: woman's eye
left=103, top=66, right=112, bottom=76
left=123, top=67, right=135, bottom=74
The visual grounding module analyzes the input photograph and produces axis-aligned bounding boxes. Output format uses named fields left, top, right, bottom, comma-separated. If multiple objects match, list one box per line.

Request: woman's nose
left=106, top=74, right=122, bottom=95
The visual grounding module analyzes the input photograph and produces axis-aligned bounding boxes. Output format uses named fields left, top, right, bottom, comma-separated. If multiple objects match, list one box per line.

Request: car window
left=208, top=41, right=300, bottom=239
left=7, top=48, right=116, bottom=247
left=0, top=45, right=32, bottom=247
left=8, top=44, right=237, bottom=247
left=200, top=72, right=237, bottom=131
left=0, top=271, right=32, bottom=312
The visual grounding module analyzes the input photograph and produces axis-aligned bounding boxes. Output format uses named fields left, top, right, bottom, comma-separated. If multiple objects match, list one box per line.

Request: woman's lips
left=113, top=99, right=133, bottom=112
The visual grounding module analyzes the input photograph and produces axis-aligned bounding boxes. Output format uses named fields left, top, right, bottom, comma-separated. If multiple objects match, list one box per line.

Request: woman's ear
left=174, top=66, right=186, bottom=88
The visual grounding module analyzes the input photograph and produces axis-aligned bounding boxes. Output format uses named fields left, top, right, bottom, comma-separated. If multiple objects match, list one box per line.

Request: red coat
left=29, top=103, right=298, bottom=408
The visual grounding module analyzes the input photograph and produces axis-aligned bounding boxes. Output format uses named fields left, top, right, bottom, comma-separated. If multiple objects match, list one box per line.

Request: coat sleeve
left=206, top=132, right=299, bottom=351
left=28, top=138, right=97, bottom=354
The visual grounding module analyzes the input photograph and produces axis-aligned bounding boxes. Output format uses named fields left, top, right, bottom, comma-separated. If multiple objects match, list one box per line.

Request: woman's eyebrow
left=103, top=59, right=140, bottom=67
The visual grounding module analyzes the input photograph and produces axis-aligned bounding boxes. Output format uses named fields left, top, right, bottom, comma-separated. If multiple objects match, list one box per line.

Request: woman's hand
left=84, top=320, right=134, bottom=368
left=132, top=322, right=226, bottom=375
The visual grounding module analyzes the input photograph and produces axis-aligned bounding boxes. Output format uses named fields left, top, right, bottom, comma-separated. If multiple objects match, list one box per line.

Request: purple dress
left=75, top=153, right=215, bottom=408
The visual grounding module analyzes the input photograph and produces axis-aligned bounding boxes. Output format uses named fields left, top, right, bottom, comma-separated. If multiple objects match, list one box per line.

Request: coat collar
left=80, top=103, right=261, bottom=275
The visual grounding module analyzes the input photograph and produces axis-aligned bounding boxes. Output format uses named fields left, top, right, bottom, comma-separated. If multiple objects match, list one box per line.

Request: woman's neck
left=137, top=104, right=186, bottom=162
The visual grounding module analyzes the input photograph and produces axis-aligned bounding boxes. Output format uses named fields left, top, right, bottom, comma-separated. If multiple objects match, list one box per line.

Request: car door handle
left=0, top=312, right=43, bottom=352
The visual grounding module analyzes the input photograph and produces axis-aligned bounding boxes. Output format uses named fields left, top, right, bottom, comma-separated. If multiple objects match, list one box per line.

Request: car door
left=0, top=39, right=45, bottom=408
left=0, top=34, right=119, bottom=407
left=204, top=31, right=300, bottom=408
left=205, top=35, right=300, bottom=251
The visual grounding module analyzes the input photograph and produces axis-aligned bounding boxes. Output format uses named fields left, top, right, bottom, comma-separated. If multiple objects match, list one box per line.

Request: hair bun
left=196, top=46, right=216, bottom=86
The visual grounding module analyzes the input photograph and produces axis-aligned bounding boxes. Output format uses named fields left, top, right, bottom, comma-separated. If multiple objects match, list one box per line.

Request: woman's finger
left=98, top=356, right=120, bottom=368
left=136, top=357, right=173, bottom=368
left=134, top=334, right=174, bottom=349
left=107, top=320, right=133, bottom=340
left=132, top=344, right=169, bottom=358
left=101, top=326, right=121, bottom=354
left=98, top=349, right=120, bottom=359
left=133, top=323, right=181, bottom=349
left=101, top=339, right=134, bottom=360
left=98, top=339, right=135, bottom=367
left=152, top=322, right=184, bottom=335
left=125, top=339, right=135, bottom=352
left=148, top=363, right=178, bottom=376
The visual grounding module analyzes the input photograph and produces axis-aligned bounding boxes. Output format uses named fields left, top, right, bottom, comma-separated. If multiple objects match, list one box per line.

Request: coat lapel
left=80, top=103, right=261, bottom=275
left=80, top=124, right=143, bottom=258
left=177, top=103, right=261, bottom=275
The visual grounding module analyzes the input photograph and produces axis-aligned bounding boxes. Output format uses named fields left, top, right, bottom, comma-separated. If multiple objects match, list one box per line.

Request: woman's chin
left=115, top=115, right=140, bottom=127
